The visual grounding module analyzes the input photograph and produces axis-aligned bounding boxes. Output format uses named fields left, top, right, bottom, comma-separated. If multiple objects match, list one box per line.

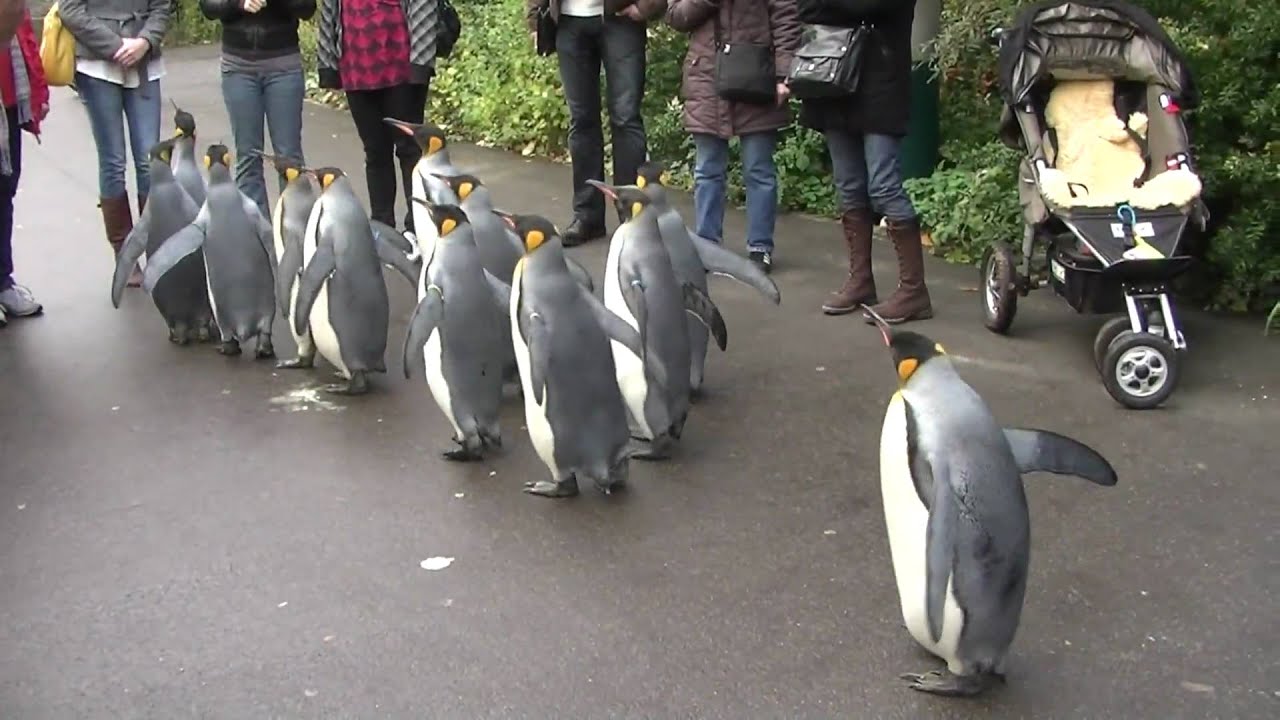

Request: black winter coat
left=200, top=0, right=317, bottom=59
left=795, top=0, right=915, bottom=137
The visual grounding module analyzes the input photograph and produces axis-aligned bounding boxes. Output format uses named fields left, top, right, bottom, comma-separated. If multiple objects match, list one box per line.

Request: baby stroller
left=982, top=0, right=1209, bottom=410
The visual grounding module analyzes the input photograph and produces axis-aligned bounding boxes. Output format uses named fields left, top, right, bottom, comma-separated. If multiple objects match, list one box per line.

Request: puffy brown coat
left=667, top=0, right=802, bottom=139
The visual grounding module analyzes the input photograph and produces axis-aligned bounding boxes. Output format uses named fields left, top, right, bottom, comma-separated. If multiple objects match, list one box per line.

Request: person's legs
left=862, top=132, right=932, bottom=323
left=77, top=72, right=141, bottom=286
left=691, top=133, right=729, bottom=244
left=223, top=69, right=270, bottom=215
left=262, top=68, right=307, bottom=206
left=0, top=106, right=39, bottom=318
left=601, top=14, right=647, bottom=192
left=381, top=82, right=428, bottom=232
left=556, top=16, right=606, bottom=244
left=122, top=77, right=162, bottom=206
left=345, top=87, right=398, bottom=228
left=739, top=130, right=779, bottom=268
left=821, top=128, right=879, bottom=314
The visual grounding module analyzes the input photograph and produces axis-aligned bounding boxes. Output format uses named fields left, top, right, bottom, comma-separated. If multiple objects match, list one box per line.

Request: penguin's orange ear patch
left=222, top=152, right=231, bottom=166
left=897, top=358, right=919, bottom=383
left=440, top=217, right=458, bottom=237
left=635, top=175, right=647, bottom=189
left=203, top=155, right=211, bottom=168
left=525, top=229, right=545, bottom=251
left=428, top=136, right=444, bottom=155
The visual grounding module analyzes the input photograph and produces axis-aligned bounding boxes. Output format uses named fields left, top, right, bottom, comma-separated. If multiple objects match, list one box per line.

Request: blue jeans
left=76, top=72, right=162, bottom=199
left=692, top=131, right=778, bottom=253
left=222, top=68, right=306, bottom=216
left=825, top=129, right=917, bottom=221
left=0, top=107, right=20, bottom=290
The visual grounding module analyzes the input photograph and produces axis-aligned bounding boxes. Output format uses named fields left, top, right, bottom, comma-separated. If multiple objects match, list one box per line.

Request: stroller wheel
left=981, top=242, right=1018, bottom=334
left=1092, top=316, right=1132, bottom=372
left=1101, top=331, right=1180, bottom=410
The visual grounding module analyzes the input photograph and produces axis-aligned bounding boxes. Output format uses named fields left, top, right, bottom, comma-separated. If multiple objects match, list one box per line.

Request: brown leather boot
left=822, top=206, right=879, bottom=315
left=101, top=194, right=142, bottom=288
left=863, top=216, right=934, bottom=324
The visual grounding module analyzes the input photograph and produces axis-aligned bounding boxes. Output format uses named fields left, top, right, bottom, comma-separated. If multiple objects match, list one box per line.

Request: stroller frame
left=982, top=0, right=1207, bottom=410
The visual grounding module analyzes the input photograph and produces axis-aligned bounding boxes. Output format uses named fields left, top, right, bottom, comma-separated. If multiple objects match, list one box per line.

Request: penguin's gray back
left=317, top=181, right=390, bottom=371
left=655, top=204, right=706, bottom=292
left=171, top=138, right=206, bottom=205
left=144, top=162, right=208, bottom=324
left=145, top=164, right=200, bottom=255
left=897, top=360, right=1030, bottom=672
left=428, top=236, right=507, bottom=420
left=519, top=248, right=631, bottom=474
left=204, top=178, right=275, bottom=337
left=462, top=191, right=520, bottom=283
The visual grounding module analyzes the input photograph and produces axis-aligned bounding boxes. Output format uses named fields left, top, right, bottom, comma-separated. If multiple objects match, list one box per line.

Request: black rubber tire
left=1101, top=331, right=1180, bottom=410
left=981, top=242, right=1018, bottom=334
left=1093, top=316, right=1131, bottom=372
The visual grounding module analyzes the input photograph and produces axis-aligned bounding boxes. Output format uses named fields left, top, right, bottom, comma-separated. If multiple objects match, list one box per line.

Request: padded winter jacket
left=199, top=0, right=317, bottom=59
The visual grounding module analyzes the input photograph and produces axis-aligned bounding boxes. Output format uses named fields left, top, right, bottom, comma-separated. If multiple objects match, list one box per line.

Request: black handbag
left=713, top=13, right=777, bottom=105
left=437, top=0, right=462, bottom=59
left=534, top=0, right=556, bottom=57
left=786, top=23, right=870, bottom=99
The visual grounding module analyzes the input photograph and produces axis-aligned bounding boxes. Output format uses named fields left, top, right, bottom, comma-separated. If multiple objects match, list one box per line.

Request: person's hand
left=620, top=4, right=645, bottom=22
left=531, top=31, right=539, bottom=52
left=243, top=0, right=266, bottom=12
left=775, top=82, right=791, bottom=107
left=113, top=38, right=150, bottom=68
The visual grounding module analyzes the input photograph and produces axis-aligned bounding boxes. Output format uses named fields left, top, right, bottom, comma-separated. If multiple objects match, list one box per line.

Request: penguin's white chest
left=302, top=214, right=347, bottom=378
left=602, top=231, right=651, bottom=436
left=510, top=264, right=559, bottom=477
left=273, top=199, right=312, bottom=351
left=879, top=392, right=967, bottom=671
left=419, top=267, right=461, bottom=439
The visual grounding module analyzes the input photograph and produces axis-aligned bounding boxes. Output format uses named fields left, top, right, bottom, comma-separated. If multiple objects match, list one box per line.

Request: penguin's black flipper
left=240, top=192, right=278, bottom=277
left=1003, top=428, right=1119, bottom=486
left=141, top=220, right=207, bottom=295
left=275, top=230, right=305, bottom=320
left=370, top=219, right=423, bottom=287
left=112, top=207, right=151, bottom=307
left=402, top=285, right=444, bottom=379
left=293, top=230, right=336, bottom=337
left=481, top=269, right=511, bottom=312
left=517, top=306, right=551, bottom=405
left=689, top=230, right=781, bottom=304
left=582, top=281, right=671, bottom=402
left=620, top=271, right=650, bottom=358
left=924, top=458, right=957, bottom=647
left=682, top=283, right=728, bottom=351
left=563, top=254, right=595, bottom=293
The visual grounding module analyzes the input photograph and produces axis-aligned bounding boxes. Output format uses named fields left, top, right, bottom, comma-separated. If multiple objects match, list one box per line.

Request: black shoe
left=562, top=216, right=606, bottom=247
left=749, top=250, right=773, bottom=274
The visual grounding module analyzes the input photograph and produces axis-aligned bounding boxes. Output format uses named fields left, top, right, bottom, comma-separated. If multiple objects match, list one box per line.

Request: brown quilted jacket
left=667, top=0, right=801, bottom=139
left=525, top=0, right=670, bottom=32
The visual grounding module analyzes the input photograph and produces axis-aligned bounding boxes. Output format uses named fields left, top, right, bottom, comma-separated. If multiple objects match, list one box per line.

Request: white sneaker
left=0, top=283, right=42, bottom=317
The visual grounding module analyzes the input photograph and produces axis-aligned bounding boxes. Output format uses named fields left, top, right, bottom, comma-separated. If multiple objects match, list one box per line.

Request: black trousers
left=345, top=82, right=429, bottom=232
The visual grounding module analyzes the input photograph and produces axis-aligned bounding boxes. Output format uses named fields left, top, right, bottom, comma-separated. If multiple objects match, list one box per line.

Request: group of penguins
left=114, top=106, right=1127, bottom=698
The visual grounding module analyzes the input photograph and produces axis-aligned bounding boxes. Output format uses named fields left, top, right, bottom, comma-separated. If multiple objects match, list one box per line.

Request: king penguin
left=402, top=201, right=513, bottom=461
left=504, top=212, right=664, bottom=498
left=292, top=167, right=392, bottom=395
left=866, top=307, right=1119, bottom=697
left=111, top=137, right=215, bottom=345
left=169, top=102, right=206, bottom=206
left=263, top=154, right=322, bottom=369
left=141, top=144, right=278, bottom=359
left=383, top=118, right=462, bottom=263
left=590, top=180, right=727, bottom=460
left=635, top=161, right=780, bottom=397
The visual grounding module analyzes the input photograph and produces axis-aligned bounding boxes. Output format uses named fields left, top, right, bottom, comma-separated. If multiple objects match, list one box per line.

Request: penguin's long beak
left=382, top=117, right=420, bottom=136
left=492, top=209, right=517, bottom=230
left=861, top=304, right=893, bottom=346
left=586, top=179, right=618, bottom=201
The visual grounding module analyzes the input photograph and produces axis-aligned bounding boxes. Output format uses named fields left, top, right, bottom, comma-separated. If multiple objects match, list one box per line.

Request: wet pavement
left=1, top=46, right=1276, bottom=718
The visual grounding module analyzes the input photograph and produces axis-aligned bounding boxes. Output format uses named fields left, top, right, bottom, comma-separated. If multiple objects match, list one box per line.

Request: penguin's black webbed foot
left=627, top=436, right=673, bottom=461
left=255, top=338, right=275, bottom=359
left=442, top=447, right=483, bottom=462
left=325, top=371, right=369, bottom=396
left=275, top=356, right=314, bottom=370
left=900, top=669, right=1001, bottom=697
left=168, top=326, right=191, bottom=346
left=217, top=339, right=242, bottom=356
left=523, top=477, right=579, bottom=498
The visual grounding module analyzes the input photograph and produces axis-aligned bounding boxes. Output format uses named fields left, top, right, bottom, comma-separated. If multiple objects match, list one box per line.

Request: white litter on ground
left=269, top=386, right=345, bottom=413
left=420, top=557, right=455, bottom=571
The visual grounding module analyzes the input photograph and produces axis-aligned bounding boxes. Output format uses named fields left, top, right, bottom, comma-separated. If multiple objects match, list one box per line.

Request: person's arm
left=137, top=0, right=174, bottom=52
left=283, top=0, right=317, bottom=20
left=769, top=0, right=801, bottom=79
left=57, top=0, right=126, bottom=59
left=633, top=0, right=668, bottom=23
left=665, top=0, right=716, bottom=33
left=0, top=0, right=23, bottom=44
left=199, top=0, right=246, bottom=21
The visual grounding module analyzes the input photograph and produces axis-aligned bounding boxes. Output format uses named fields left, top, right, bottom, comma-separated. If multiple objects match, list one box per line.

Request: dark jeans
left=0, top=107, right=20, bottom=291
left=345, top=82, right=429, bottom=232
left=556, top=14, right=648, bottom=227
left=824, top=129, right=917, bottom=221
left=222, top=67, right=306, bottom=217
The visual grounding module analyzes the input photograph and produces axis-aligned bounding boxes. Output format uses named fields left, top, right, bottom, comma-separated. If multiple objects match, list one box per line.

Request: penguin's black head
left=204, top=144, right=232, bottom=170
left=635, top=160, right=669, bottom=189
left=415, top=199, right=470, bottom=238
left=171, top=101, right=196, bottom=138
left=587, top=180, right=652, bottom=222
left=384, top=118, right=448, bottom=156
left=311, top=166, right=347, bottom=189
left=501, top=212, right=560, bottom=254
left=432, top=173, right=483, bottom=201
left=863, top=305, right=946, bottom=384
left=259, top=153, right=308, bottom=183
left=149, top=137, right=177, bottom=164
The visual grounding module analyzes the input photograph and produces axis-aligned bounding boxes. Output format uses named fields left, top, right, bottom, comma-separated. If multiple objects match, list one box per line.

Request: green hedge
left=170, top=0, right=1278, bottom=312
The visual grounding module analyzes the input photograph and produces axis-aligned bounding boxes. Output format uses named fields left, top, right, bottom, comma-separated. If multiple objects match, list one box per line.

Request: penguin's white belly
left=510, top=269, right=559, bottom=477
left=602, top=238, right=652, bottom=437
left=203, top=250, right=223, bottom=332
left=879, top=392, right=967, bottom=672
left=422, top=325, right=462, bottom=439
left=288, top=279, right=313, bottom=352
left=308, top=279, right=348, bottom=378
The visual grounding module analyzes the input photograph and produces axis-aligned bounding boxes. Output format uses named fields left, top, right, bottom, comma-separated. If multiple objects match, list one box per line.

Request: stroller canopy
left=996, top=0, right=1199, bottom=109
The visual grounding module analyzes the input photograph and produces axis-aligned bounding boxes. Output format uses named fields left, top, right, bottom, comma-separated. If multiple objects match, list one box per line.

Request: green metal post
left=901, top=0, right=942, bottom=180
